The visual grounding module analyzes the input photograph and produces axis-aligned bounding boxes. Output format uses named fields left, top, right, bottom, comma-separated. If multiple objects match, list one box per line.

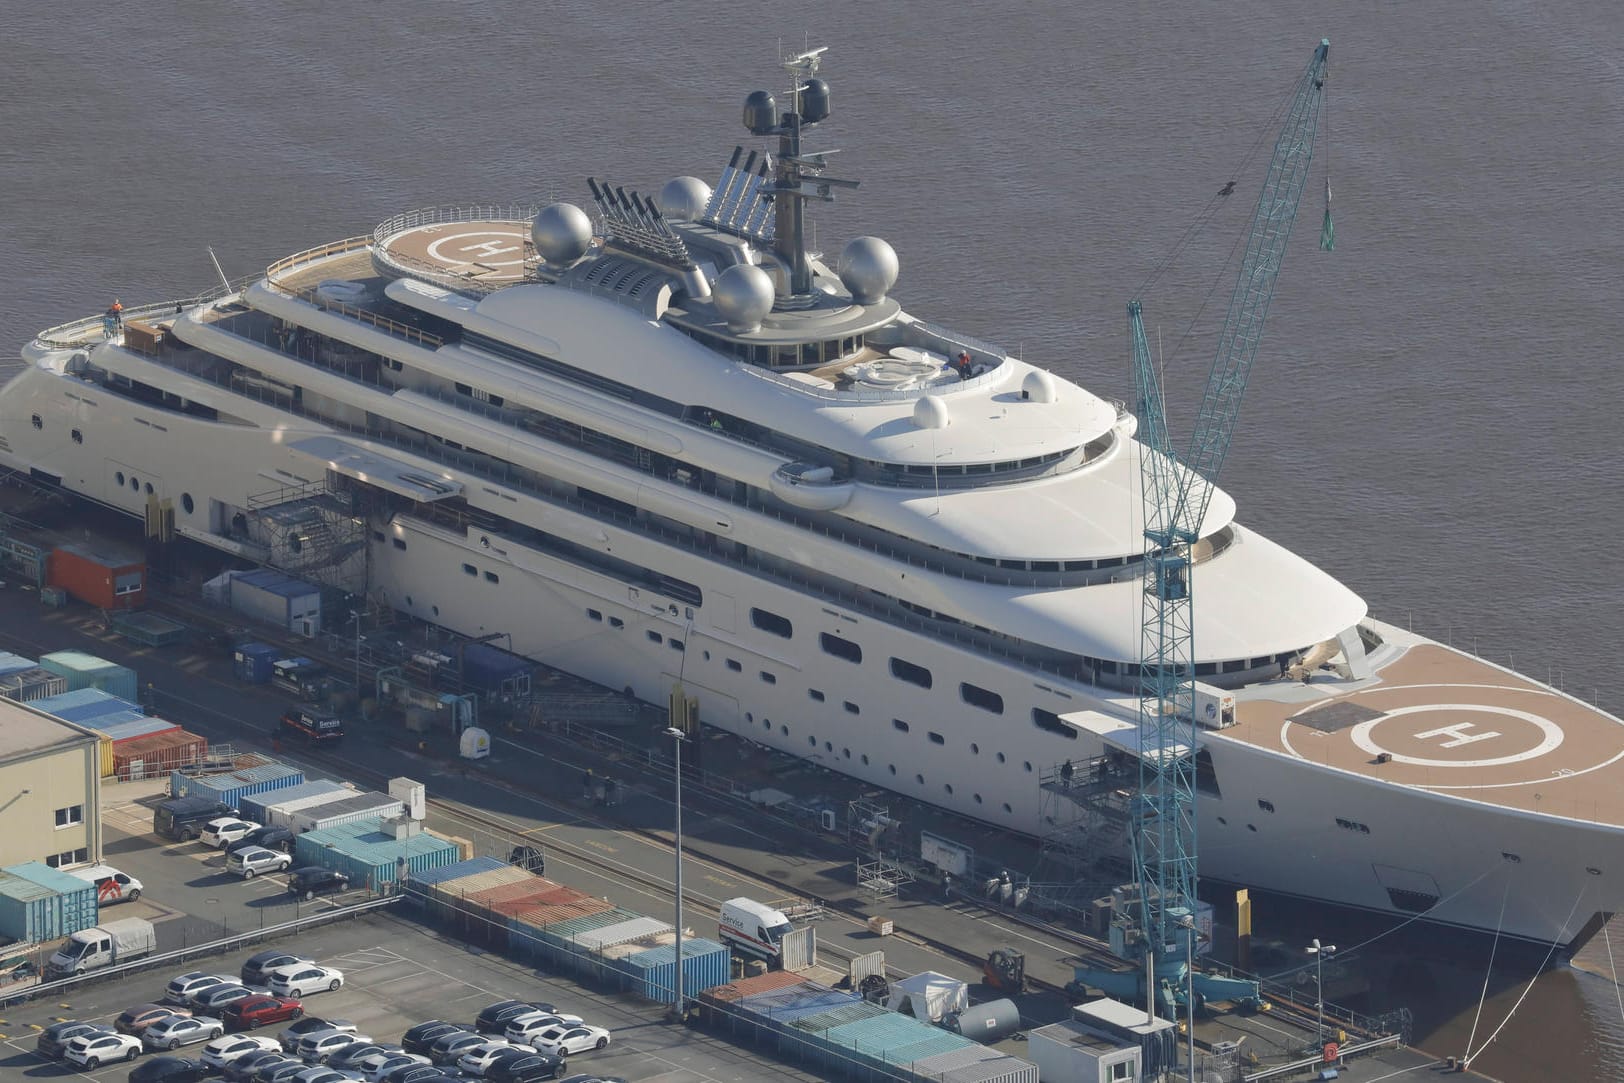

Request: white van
left=718, top=897, right=795, bottom=963
left=67, top=864, right=144, bottom=904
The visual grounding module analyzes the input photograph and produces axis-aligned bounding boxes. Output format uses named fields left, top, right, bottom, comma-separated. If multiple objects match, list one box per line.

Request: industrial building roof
left=0, top=697, right=97, bottom=763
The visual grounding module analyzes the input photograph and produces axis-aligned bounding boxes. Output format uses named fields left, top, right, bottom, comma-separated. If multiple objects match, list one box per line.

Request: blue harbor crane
left=1072, top=38, right=1332, bottom=1018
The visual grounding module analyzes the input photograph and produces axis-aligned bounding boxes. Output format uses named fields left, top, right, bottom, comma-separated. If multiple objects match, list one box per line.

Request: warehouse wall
left=0, top=736, right=102, bottom=869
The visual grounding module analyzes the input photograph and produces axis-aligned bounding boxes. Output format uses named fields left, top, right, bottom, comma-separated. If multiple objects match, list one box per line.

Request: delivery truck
left=45, top=916, right=157, bottom=978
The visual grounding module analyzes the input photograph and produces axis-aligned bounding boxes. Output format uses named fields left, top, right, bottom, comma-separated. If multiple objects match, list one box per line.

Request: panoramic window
left=821, top=633, right=862, bottom=664
left=960, top=683, right=1004, bottom=714
left=1033, top=707, right=1077, bottom=739
left=751, top=608, right=793, bottom=638
left=889, top=657, right=932, bottom=688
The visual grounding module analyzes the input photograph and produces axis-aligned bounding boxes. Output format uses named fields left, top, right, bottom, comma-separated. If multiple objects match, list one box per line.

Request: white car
left=454, top=1040, right=514, bottom=1077
left=298, top=1029, right=373, bottom=1064
left=144, top=1015, right=225, bottom=1050
left=503, top=1012, right=583, bottom=1045
left=202, top=1034, right=283, bottom=1069
left=230, top=845, right=293, bottom=878
left=267, top=962, right=346, bottom=998
left=530, top=1023, right=611, bottom=1056
left=64, top=1031, right=142, bottom=1069
left=360, top=1051, right=430, bottom=1081
left=165, top=971, right=234, bottom=1005
left=201, top=817, right=263, bottom=848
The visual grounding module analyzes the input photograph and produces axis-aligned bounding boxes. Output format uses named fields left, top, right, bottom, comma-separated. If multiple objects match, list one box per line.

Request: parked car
left=329, top=1044, right=400, bottom=1072
left=292, top=1067, right=364, bottom=1083
left=400, top=1021, right=465, bottom=1057
left=225, top=995, right=305, bottom=1031
left=202, top=1035, right=284, bottom=1070
left=228, top=825, right=297, bottom=857
left=455, top=1040, right=516, bottom=1077
left=64, top=1030, right=143, bottom=1068
left=256, top=1057, right=316, bottom=1083
left=475, top=1001, right=556, bottom=1036
left=117, top=1003, right=191, bottom=1035
left=227, top=1049, right=296, bottom=1082
left=297, top=1029, right=373, bottom=1064
left=131, top=1056, right=210, bottom=1083
left=242, top=950, right=314, bottom=986
left=288, top=867, right=350, bottom=900
left=192, top=982, right=257, bottom=1013
left=165, top=971, right=233, bottom=1006
left=144, top=1015, right=226, bottom=1051
left=36, top=1020, right=112, bottom=1059
left=428, top=1030, right=486, bottom=1065
left=230, top=845, right=294, bottom=878
left=485, top=1051, right=567, bottom=1083
left=359, top=1052, right=430, bottom=1081
left=504, top=1014, right=583, bottom=1046
left=374, top=1062, right=447, bottom=1083
left=68, top=863, right=144, bottom=904
left=279, top=1017, right=356, bottom=1053
left=529, top=1026, right=610, bottom=1057
left=201, top=817, right=263, bottom=848
left=268, top=962, right=346, bottom=997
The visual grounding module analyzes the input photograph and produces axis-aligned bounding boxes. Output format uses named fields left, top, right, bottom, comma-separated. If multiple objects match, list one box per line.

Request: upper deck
left=1223, top=629, right=1624, bottom=827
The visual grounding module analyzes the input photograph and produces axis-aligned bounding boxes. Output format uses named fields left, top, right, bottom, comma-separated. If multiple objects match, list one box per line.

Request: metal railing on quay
left=0, top=895, right=403, bottom=1010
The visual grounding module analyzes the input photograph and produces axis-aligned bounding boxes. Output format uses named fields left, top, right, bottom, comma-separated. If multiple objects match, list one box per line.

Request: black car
left=227, top=826, right=297, bottom=858
left=428, top=1030, right=486, bottom=1065
left=376, top=1064, right=451, bottom=1083
left=254, top=1060, right=310, bottom=1083
left=36, top=1020, right=110, bottom=1059
left=288, top=866, right=350, bottom=900
left=327, top=1042, right=395, bottom=1070
left=475, top=1000, right=557, bottom=1036
left=400, top=1020, right=465, bottom=1056
left=239, top=949, right=314, bottom=987
left=487, top=1051, right=567, bottom=1082
left=131, top=1057, right=210, bottom=1083
left=277, top=1016, right=353, bottom=1052
left=225, top=1050, right=293, bottom=1082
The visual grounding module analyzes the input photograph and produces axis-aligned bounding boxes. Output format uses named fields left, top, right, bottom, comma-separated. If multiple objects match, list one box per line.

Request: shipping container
left=95, top=733, right=114, bottom=778
left=0, top=651, right=36, bottom=678
left=0, top=862, right=99, bottom=942
left=238, top=780, right=350, bottom=825
left=0, top=666, right=70, bottom=702
left=30, top=688, right=137, bottom=723
left=617, top=937, right=731, bottom=1003
left=407, top=856, right=509, bottom=887
left=507, top=900, right=613, bottom=962
left=457, top=642, right=536, bottom=699
left=98, top=717, right=180, bottom=743
left=568, top=916, right=672, bottom=951
left=47, top=543, right=145, bottom=610
left=293, top=816, right=458, bottom=890
left=701, top=969, right=808, bottom=1005
left=233, top=642, right=280, bottom=684
left=291, top=791, right=405, bottom=833
left=113, top=729, right=208, bottom=780
left=910, top=1047, right=1038, bottom=1083
left=170, top=761, right=305, bottom=808
left=39, top=651, right=139, bottom=702
left=230, top=569, right=322, bottom=635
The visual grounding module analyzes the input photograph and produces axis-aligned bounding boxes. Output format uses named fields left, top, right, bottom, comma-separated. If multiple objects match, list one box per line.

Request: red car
left=222, top=995, right=303, bottom=1031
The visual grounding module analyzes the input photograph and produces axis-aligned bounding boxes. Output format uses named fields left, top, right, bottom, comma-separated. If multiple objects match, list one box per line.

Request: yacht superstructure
left=3, top=50, right=1621, bottom=949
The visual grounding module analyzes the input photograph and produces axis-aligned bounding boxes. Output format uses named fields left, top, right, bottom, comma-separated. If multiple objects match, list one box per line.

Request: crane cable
left=1320, top=50, right=1335, bottom=251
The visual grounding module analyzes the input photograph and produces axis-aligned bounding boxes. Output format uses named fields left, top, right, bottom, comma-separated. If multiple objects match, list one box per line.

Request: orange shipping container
left=112, top=729, right=207, bottom=780
left=701, top=969, right=807, bottom=1005
left=48, top=544, right=146, bottom=610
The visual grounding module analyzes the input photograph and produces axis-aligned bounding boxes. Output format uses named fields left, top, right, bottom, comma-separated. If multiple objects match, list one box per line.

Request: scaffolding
left=856, top=858, right=913, bottom=901
left=846, top=797, right=899, bottom=856
left=245, top=480, right=368, bottom=593
left=1027, top=754, right=1139, bottom=919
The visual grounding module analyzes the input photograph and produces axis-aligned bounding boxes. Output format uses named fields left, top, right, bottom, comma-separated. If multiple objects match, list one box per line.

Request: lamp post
left=349, top=610, right=363, bottom=706
left=665, top=726, right=687, bottom=1020
left=1306, top=938, right=1337, bottom=1050
left=1181, top=915, right=1197, bottom=1083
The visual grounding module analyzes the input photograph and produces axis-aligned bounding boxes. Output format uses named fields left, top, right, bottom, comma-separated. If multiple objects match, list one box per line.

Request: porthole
left=1002, top=803, right=1013, bottom=814
left=144, top=482, right=153, bottom=494
left=30, top=414, right=42, bottom=429
left=432, top=605, right=440, bottom=617
left=945, top=784, right=954, bottom=795
left=129, top=476, right=139, bottom=491
left=1247, top=824, right=1258, bottom=832
left=842, top=748, right=851, bottom=758
left=703, top=650, right=711, bottom=660
left=861, top=754, right=870, bottom=766
left=888, top=764, right=897, bottom=775
left=971, top=743, right=980, bottom=755
left=996, top=752, right=1006, bottom=764
left=405, top=595, right=414, bottom=607
left=824, top=741, right=833, bottom=752
left=745, top=712, right=753, bottom=723
left=974, top=794, right=983, bottom=804
left=71, top=429, right=83, bottom=444
left=779, top=724, right=788, bottom=736
left=1024, top=761, right=1033, bottom=772
left=807, top=736, right=816, bottom=748
left=181, top=493, right=194, bottom=514
left=914, top=773, right=924, bottom=785
left=115, top=471, right=125, bottom=485
left=1217, top=816, right=1228, bottom=826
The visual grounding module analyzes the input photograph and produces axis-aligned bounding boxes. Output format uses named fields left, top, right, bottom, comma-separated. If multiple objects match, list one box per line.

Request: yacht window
left=889, top=657, right=933, bottom=688
left=960, top=683, right=1004, bottom=714
left=893, top=719, right=910, bottom=733
left=484, top=571, right=499, bottom=583
left=669, top=639, right=684, bottom=652
left=71, top=429, right=83, bottom=444
left=928, top=732, right=945, bottom=746
left=843, top=701, right=860, bottom=715
left=726, top=658, right=742, bottom=672
left=808, top=689, right=825, bottom=702
left=1258, top=799, right=1275, bottom=813
left=587, top=609, right=603, bottom=621
left=821, top=633, right=863, bottom=664
left=760, top=671, right=777, bottom=684
left=609, top=616, right=624, bottom=629
left=393, top=538, right=407, bottom=550
left=181, top=493, right=194, bottom=514
left=1033, top=708, right=1077, bottom=739
left=31, top=414, right=42, bottom=429
left=751, top=608, right=793, bottom=638
left=462, top=564, right=477, bottom=576
left=647, top=630, right=664, bottom=644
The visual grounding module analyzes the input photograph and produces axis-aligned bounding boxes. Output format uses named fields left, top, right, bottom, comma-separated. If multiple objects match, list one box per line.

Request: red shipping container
left=701, top=969, right=807, bottom=1005
left=48, top=544, right=146, bottom=610
left=112, top=729, right=207, bottom=780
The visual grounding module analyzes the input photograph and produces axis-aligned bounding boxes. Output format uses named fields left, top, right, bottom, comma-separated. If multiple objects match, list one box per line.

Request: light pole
left=1306, top=938, right=1337, bottom=1050
left=349, top=610, right=363, bottom=708
left=665, top=726, right=687, bottom=1021
left=1181, top=915, right=1197, bottom=1083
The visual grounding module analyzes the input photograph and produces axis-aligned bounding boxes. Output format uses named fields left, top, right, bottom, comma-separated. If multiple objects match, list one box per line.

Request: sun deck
left=1223, top=637, right=1624, bottom=825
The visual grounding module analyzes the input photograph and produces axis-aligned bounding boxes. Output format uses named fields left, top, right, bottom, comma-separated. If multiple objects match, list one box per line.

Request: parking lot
left=0, top=908, right=831, bottom=1082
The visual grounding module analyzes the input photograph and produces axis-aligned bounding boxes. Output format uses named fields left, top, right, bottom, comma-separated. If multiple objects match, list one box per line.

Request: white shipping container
left=292, top=792, right=406, bottom=833
left=263, top=784, right=361, bottom=828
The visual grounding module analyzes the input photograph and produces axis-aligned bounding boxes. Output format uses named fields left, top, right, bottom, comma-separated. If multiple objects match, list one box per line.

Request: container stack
left=171, top=760, right=305, bottom=808
left=114, top=730, right=209, bottom=780
left=238, top=780, right=352, bottom=825
left=38, top=651, right=139, bottom=701
left=0, top=666, right=69, bottom=702
left=0, top=862, right=100, bottom=942
left=293, top=816, right=457, bottom=891
left=699, top=973, right=1037, bottom=1083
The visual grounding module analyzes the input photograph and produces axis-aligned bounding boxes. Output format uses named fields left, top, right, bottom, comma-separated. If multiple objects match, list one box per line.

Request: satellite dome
left=712, top=264, right=775, bottom=333
left=532, top=202, right=593, bottom=267
left=1021, top=370, right=1058, bottom=403
left=913, top=394, right=951, bottom=430
left=658, top=176, right=712, bottom=222
left=838, top=237, right=899, bottom=304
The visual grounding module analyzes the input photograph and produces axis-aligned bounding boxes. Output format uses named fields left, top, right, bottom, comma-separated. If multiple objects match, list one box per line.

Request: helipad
left=376, top=218, right=538, bottom=289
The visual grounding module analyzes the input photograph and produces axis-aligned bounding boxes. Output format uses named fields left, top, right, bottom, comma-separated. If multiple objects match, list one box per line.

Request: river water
left=4, top=3, right=1622, bottom=1078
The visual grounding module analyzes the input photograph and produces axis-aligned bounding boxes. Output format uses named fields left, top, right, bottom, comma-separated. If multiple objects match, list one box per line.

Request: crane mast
left=1128, top=38, right=1331, bottom=970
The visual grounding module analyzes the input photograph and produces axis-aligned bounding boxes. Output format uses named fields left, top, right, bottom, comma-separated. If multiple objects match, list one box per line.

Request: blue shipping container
left=406, top=856, right=507, bottom=888
left=95, top=716, right=177, bottom=742
left=234, top=642, right=280, bottom=684
left=38, top=651, right=139, bottom=702
left=617, top=937, right=731, bottom=1003
left=171, top=762, right=305, bottom=808
left=0, top=862, right=99, bottom=941
left=294, top=817, right=458, bottom=889
left=0, top=651, right=35, bottom=678
left=459, top=643, right=535, bottom=694
left=30, top=688, right=134, bottom=722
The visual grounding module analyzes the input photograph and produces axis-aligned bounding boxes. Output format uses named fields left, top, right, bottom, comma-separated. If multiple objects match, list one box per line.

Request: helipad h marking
left=1414, top=721, right=1501, bottom=748
left=424, top=230, right=527, bottom=267
left=1351, top=704, right=1563, bottom=769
